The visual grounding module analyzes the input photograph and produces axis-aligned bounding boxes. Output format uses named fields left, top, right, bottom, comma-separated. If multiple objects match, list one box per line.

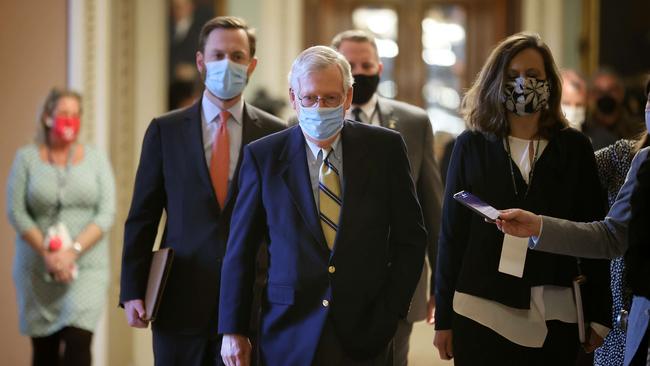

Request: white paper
left=498, top=234, right=529, bottom=278
left=573, top=279, right=586, bottom=343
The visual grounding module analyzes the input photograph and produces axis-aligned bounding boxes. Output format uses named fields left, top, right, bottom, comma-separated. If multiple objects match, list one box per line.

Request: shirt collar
left=305, top=133, right=342, bottom=161
left=353, top=93, right=378, bottom=119
left=202, top=91, right=244, bottom=125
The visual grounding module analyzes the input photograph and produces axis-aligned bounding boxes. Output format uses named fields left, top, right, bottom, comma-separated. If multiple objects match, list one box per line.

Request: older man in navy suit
left=218, top=46, right=427, bottom=366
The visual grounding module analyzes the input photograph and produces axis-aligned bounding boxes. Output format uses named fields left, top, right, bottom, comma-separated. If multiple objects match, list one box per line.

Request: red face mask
left=51, top=116, right=80, bottom=142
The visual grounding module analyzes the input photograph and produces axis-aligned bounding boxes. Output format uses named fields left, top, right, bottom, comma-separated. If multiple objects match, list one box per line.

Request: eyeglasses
left=294, top=93, right=344, bottom=108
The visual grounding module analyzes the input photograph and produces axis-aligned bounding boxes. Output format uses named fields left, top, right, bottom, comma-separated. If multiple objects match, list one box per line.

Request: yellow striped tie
left=319, top=149, right=341, bottom=250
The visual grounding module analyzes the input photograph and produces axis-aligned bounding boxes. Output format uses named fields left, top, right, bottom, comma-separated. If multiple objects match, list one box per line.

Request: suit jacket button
left=328, top=266, right=336, bottom=274
left=322, top=299, right=329, bottom=307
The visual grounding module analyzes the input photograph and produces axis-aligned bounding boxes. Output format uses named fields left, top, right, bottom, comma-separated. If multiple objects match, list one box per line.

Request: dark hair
left=198, top=16, right=256, bottom=58
left=634, top=77, right=650, bottom=152
left=589, top=68, right=624, bottom=93
left=331, top=30, right=379, bottom=59
left=461, top=32, right=566, bottom=138
left=38, top=87, right=82, bottom=144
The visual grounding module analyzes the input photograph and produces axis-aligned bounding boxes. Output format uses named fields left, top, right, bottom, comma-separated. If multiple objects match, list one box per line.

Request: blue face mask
left=204, top=59, right=249, bottom=99
left=298, top=104, right=345, bottom=141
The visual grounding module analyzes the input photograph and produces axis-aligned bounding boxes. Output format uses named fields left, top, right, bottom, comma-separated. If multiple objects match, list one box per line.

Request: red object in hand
left=48, top=236, right=63, bottom=251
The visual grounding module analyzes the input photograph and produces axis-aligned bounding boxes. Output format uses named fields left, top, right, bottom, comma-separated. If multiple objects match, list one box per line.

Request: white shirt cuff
left=528, top=217, right=543, bottom=248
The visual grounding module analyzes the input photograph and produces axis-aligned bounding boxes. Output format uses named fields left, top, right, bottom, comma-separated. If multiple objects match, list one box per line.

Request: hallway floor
left=408, top=321, right=453, bottom=366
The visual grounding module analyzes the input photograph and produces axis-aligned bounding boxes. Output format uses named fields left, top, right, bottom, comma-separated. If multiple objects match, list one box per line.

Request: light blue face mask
left=204, top=59, right=249, bottom=99
left=298, top=103, right=345, bottom=141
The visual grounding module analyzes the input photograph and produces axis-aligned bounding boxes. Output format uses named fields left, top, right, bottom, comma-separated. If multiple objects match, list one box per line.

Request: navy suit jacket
left=218, top=121, right=427, bottom=365
left=119, top=100, right=284, bottom=334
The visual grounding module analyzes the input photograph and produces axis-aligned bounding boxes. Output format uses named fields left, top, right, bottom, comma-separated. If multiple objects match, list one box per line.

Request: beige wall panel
left=0, top=1, right=67, bottom=364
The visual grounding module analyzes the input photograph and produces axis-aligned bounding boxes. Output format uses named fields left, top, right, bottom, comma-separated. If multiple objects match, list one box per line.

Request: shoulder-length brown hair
left=461, top=32, right=567, bottom=139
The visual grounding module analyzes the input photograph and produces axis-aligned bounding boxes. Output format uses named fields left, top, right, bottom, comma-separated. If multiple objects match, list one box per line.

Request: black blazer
left=218, top=122, right=427, bottom=363
left=119, top=101, right=284, bottom=334
left=435, top=127, right=612, bottom=330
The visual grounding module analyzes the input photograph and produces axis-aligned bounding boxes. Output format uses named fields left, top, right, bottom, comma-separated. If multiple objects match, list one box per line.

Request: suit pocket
left=266, top=284, right=295, bottom=305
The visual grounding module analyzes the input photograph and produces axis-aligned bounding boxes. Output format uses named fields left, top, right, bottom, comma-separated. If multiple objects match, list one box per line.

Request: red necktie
left=209, top=110, right=231, bottom=208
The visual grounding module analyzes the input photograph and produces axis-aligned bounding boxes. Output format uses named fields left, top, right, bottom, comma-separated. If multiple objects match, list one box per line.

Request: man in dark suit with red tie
left=119, top=16, right=284, bottom=366
left=218, top=45, right=427, bottom=366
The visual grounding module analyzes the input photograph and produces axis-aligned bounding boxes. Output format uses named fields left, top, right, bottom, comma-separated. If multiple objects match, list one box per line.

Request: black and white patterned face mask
left=503, top=76, right=550, bottom=116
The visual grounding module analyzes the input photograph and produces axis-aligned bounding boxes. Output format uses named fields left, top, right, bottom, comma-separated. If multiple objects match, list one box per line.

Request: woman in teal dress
left=6, top=88, right=115, bottom=366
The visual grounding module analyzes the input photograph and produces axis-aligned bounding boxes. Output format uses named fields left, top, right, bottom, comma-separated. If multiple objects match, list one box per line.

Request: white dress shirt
left=345, top=93, right=380, bottom=125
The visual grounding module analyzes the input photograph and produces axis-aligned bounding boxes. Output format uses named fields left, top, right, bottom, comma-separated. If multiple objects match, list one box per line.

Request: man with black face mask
left=332, top=30, right=444, bottom=366
left=584, top=70, right=643, bottom=150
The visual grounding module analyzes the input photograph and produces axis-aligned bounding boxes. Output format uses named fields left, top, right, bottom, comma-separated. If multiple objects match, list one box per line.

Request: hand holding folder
left=143, top=248, right=174, bottom=322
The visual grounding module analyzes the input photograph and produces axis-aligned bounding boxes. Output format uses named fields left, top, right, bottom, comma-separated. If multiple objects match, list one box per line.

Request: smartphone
left=453, top=190, right=500, bottom=223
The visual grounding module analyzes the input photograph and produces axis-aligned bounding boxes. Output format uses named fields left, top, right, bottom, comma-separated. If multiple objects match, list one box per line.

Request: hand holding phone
left=453, top=191, right=500, bottom=223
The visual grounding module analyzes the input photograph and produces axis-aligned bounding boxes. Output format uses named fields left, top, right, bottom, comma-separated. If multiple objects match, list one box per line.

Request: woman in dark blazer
left=433, top=33, right=612, bottom=365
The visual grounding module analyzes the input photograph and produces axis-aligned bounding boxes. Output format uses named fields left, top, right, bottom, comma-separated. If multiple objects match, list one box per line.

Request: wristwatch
left=72, top=241, right=83, bottom=255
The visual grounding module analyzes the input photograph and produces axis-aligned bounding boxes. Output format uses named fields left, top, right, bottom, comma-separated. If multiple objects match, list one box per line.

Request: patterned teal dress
left=6, top=144, right=115, bottom=337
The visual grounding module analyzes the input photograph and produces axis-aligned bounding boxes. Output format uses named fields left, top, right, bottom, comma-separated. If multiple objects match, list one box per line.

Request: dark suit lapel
left=236, top=103, right=266, bottom=169
left=280, top=127, right=329, bottom=251
left=335, top=121, right=370, bottom=252
left=223, top=103, right=264, bottom=211
left=376, top=97, right=399, bottom=130
left=183, top=101, right=220, bottom=211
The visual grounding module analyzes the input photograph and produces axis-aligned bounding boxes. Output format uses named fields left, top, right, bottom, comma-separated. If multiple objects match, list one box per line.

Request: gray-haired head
left=288, top=45, right=354, bottom=95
